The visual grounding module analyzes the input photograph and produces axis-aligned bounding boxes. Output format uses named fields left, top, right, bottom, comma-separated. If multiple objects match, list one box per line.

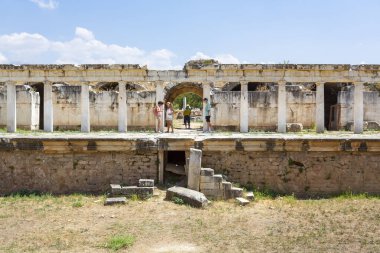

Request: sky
left=0, top=0, right=379, bottom=69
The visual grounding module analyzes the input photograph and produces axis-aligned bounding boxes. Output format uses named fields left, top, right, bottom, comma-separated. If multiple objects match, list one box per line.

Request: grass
left=0, top=190, right=379, bottom=252
left=103, top=234, right=135, bottom=251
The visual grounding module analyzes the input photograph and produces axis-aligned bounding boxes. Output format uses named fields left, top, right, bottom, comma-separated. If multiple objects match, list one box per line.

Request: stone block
left=287, top=123, right=303, bottom=132
left=188, top=148, right=202, bottom=191
left=138, top=179, right=154, bottom=187
left=201, top=188, right=223, bottom=198
left=200, top=175, right=215, bottom=183
left=200, top=168, right=214, bottom=176
left=231, top=187, right=243, bottom=198
left=166, top=186, right=209, bottom=208
left=222, top=182, right=233, bottom=199
left=110, top=184, right=121, bottom=195
left=236, top=197, right=250, bottom=206
left=121, top=186, right=154, bottom=198
left=222, top=181, right=232, bottom=191
left=104, top=197, right=127, bottom=205
left=199, top=181, right=221, bottom=191
left=213, top=174, right=223, bottom=183
left=246, top=192, right=255, bottom=200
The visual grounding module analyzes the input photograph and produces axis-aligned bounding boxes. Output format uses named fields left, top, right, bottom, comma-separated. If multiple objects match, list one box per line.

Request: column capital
left=278, top=81, right=286, bottom=85
left=315, top=82, right=325, bottom=86
left=240, top=81, right=249, bottom=85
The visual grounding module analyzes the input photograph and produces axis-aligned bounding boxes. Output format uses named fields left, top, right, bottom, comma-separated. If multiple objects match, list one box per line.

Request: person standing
left=183, top=105, right=192, bottom=129
left=203, top=98, right=212, bottom=132
left=154, top=101, right=164, bottom=133
left=165, top=102, right=174, bottom=133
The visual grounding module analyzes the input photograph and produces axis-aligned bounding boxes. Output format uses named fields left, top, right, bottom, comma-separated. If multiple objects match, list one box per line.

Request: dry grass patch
left=0, top=191, right=379, bottom=252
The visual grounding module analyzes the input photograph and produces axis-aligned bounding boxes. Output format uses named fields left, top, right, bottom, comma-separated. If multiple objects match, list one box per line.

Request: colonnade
left=4, top=80, right=366, bottom=134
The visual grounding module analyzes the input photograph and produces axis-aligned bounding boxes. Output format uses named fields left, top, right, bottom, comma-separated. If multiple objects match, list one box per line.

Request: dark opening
left=164, top=151, right=186, bottom=186
left=324, top=83, right=346, bottom=130
left=30, top=83, right=44, bottom=130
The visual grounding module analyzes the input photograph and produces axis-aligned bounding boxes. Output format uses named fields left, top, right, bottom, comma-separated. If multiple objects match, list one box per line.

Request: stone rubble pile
left=105, top=179, right=155, bottom=205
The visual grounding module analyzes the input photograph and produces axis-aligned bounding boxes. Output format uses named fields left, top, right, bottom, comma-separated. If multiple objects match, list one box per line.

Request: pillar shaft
left=315, top=82, right=325, bottom=133
left=44, top=81, right=53, bottom=132
left=354, top=82, right=364, bottom=134
left=155, top=81, right=165, bottom=131
left=118, top=81, right=127, bottom=132
left=277, top=81, right=287, bottom=133
left=240, top=82, right=249, bottom=132
left=158, top=150, right=164, bottom=184
left=81, top=84, right=90, bottom=133
left=6, top=82, right=16, bottom=132
left=203, top=82, right=211, bottom=131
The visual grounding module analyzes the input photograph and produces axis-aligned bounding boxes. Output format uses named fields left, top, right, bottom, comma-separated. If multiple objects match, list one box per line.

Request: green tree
left=173, top=93, right=202, bottom=110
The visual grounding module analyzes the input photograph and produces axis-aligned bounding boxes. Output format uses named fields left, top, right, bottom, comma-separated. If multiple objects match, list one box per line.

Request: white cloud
left=189, top=51, right=240, bottom=64
left=30, top=0, right=58, bottom=10
left=0, top=27, right=178, bottom=69
left=0, top=53, right=8, bottom=64
left=75, top=27, right=95, bottom=41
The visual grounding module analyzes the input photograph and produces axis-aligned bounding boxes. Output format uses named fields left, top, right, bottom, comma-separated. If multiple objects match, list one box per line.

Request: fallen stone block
left=166, top=186, right=209, bottom=208
left=286, top=123, right=303, bottom=132
left=246, top=192, right=255, bottom=200
left=138, top=179, right=154, bottom=187
left=110, top=184, right=121, bottom=195
left=104, top=197, right=127, bottom=206
left=231, top=187, right=243, bottom=198
left=200, top=168, right=214, bottom=176
left=236, top=197, right=250, bottom=206
left=121, top=186, right=154, bottom=198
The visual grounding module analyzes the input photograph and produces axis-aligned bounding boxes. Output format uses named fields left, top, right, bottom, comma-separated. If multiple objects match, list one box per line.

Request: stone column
left=44, top=81, right=54, bottom=132
left=187, top=148, right=202, bottom=191
left=354, top=82, right=364, bottom=134
left=81, top=83, right=90, bottom=133
left=155, top=81, right=165, bottom=131
left=183, top=97, right=187, bottom=110
left=158, top=150, right=164, bottom=184
left=240, top=82, right=249, bottom=133
left=277, top=81, right=287, bottom=133
left=6, top=81, right=16, bottom=133
left=203, top=82, right=211, bottom=131
left=315, top=82, right=325, bottom=133
left=118, top=81, right=127, bottom=132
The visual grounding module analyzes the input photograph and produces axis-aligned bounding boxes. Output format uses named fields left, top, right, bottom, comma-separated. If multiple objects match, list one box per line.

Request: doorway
left=164, top=151, right=186, bottom=186
left=30, top=83, right=44, bottom=130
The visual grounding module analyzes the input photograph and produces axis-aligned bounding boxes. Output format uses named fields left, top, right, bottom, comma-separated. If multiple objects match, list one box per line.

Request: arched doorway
left=164, top=82, right=203, bottom=130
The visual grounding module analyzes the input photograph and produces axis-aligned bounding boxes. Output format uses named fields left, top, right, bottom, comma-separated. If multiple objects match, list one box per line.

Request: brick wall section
left=0, top=150, right=157, bottom=195
left=202, top=151, right=380, bottom=196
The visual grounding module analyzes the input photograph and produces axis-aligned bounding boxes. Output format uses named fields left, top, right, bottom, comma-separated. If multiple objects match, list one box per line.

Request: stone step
left=200, top=168, right=214, bottom=176
left=110, top=184, right=122, bottom=195
left=236, top=197, right=250, bottom=206
left=246, top=192, right=255, bottom=200
left=104, top=197, right=127, bottom=205
left=231, top=187, right=243, bottom=198
left=138, top=179, right=154, bottom=187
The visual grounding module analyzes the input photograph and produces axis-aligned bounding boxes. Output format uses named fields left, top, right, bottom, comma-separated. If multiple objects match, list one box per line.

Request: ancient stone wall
left=0, top=150, right=157, bottom=194
left=51, top=86, right=155, bottom=130
left=0, top=86, right=39, bottom=129
left=339, top=90, right=380, bottom=128
left=202, top=151, right=380, bottom=196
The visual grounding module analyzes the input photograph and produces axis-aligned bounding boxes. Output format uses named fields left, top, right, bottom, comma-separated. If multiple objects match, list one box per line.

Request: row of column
left=5, top=81, right=129, bottom=133
left=4, top=81, right=365, bottom=134
left=239, top=81, right=364, bottom=134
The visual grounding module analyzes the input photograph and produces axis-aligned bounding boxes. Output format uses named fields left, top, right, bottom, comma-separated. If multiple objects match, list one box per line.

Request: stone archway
left=164, top=82, right=203, bottom=103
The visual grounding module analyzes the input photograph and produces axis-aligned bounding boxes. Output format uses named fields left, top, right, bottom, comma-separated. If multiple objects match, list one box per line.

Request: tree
left=173, top=93, right=202, bottom=110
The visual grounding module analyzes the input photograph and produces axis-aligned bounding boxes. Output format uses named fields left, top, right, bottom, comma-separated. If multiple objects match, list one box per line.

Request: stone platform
left=0, top=131, right=379, bottom=196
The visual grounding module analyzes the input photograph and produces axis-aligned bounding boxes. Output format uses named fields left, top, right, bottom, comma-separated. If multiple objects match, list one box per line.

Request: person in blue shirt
left=203, top=98, right=213, bottom=132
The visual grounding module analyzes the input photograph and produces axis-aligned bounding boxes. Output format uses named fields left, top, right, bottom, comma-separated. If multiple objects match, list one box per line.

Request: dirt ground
left=0, top=190, right=379, bottom=253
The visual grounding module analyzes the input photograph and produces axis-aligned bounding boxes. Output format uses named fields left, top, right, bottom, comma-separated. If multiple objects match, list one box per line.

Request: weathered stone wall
left=202, top=151, right=380, bottom=196
left=0, top=150, right=157, bottom=195
left=339, top=90, right=380, bottom=128
left=52, top=86, right=155, bottom=130
left=212, top=88, right=316, bottom=130
left=0, top=86, right=39, bottom=129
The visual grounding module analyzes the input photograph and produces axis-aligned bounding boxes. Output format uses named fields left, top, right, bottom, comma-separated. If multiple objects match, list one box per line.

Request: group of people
left=153, top=98, right=212, bottom=133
